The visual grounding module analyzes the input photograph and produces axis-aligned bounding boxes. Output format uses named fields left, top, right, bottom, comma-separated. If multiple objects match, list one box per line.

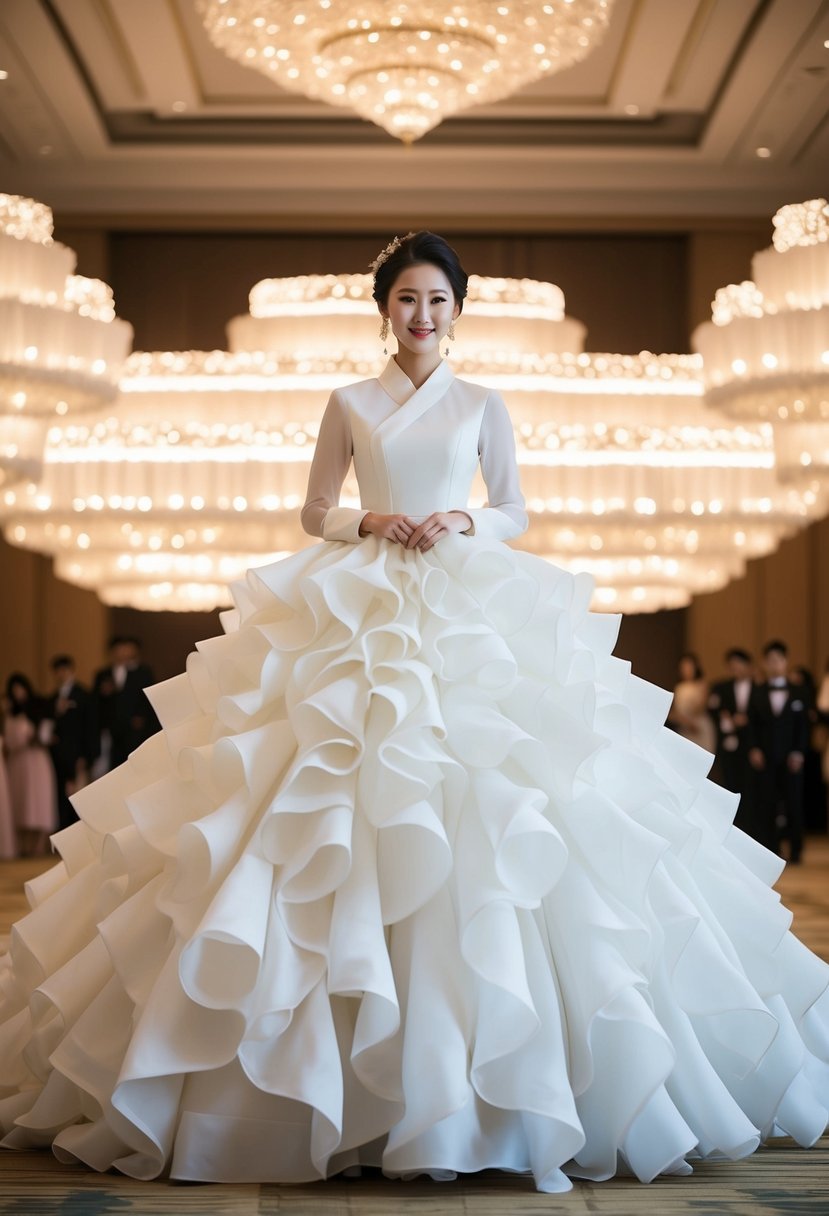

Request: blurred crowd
left=669, top=642, right=829, bottom=864
left=0, top=636, right=158, bottom=858
left=1, top=631, right=827, bottom=868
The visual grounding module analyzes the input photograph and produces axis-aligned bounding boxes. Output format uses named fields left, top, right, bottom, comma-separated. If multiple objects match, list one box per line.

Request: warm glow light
left=693, top=199, right=829, bottom=488
left=3, top=257, right=822, bottom=613
left=772, top=198, right=829, bottom=252
left=0, top=195, right=133, bottom=488
left=712, top=282, right=767, bottom=326
left=0, top=193, right=54, bottom=244
left=197, top=0, right=615, bottom=142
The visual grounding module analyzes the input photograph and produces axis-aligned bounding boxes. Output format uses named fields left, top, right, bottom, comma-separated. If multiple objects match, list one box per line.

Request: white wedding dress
left=1, top=357, right=827, bottom=1194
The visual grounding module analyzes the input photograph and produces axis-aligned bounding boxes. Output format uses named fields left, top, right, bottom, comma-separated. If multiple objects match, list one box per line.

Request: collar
left=377, top=356, right=454, bottom=407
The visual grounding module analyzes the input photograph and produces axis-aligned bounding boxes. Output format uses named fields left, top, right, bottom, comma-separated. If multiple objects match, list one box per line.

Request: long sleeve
left=462, top=391, right=528, bottom=540
left=301, top=390, right=368, bottom=543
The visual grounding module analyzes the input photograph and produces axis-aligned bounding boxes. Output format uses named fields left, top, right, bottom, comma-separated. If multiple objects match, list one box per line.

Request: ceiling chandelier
left=197, top=0, right=616, bottom=142
left=4, top=270, right=822, bottom=615
left=0, top=194, right=133, bottom=487
left=693, top=198, right=829, bottom=488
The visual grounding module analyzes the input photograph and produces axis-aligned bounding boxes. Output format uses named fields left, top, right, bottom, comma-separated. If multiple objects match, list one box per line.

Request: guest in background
left=93, top=637, right=158, bottom=773
left=708, top=647, right=756, bottom=830
left=0, top=731, right=14, bottom=859
left=46, top=654, right=96, bottom=831
left=791, top=663, right=826, bottom=835
left=2, top=673, right=57, bottom=856
left=818, top=658, right=829, bottom=765
left=746, top=640, right=809, bottom=863
left=668, top=651, right=716, bottom=753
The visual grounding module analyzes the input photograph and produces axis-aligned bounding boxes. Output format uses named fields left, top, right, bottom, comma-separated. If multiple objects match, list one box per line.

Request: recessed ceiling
left=0, top=0, right=827, bottom=222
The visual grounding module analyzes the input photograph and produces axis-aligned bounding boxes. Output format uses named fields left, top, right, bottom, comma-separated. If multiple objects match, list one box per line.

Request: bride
left=0, top=231, right=827, bottom=1194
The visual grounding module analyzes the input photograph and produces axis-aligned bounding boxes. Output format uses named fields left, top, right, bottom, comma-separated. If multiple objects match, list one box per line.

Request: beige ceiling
left=0, top=0, right=827, bottom=224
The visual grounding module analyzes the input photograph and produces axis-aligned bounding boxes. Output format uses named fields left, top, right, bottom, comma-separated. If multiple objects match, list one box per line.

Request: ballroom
left=1, top=1, right=828, bottom=1212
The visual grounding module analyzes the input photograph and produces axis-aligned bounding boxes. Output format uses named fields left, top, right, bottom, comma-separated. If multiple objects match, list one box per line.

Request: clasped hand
left=359, top=510, right=471, bottom=552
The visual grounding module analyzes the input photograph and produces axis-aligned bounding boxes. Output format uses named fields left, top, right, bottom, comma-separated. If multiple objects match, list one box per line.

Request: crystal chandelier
left=0, top=275, right=582, bottom=611
left=693, top=198, right=829, bottom=488
left=497, top=352, right=823, bottom=612
left=198, top=0, right=615, bottom=142
left=5, top=271, right=822, bottom=615
left=0, top=194, right=133, bottom=487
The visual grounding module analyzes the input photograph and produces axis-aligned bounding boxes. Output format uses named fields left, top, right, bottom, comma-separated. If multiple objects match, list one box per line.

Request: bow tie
left=769, top=678, right=787, bottom=688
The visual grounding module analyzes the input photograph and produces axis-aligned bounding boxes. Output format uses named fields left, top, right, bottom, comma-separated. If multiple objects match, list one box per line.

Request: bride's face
left=381, top=262, right=460, bottom=357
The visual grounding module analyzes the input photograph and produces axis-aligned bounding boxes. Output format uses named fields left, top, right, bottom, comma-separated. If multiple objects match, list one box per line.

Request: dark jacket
left=746, top=681, right=810, bottom=763
left=708, top=678, right=755, bottom=755
left=47, top=680, right=97, bottom=775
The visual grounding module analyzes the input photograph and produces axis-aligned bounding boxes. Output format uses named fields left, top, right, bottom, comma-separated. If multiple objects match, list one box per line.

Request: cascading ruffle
left=1, top=533, right=827, bottom=1192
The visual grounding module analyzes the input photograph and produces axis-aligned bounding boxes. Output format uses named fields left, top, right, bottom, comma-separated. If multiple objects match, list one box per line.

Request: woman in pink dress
left=0, top=737, right=14, bottom=859
left=2, top=673, right=57, bottom=856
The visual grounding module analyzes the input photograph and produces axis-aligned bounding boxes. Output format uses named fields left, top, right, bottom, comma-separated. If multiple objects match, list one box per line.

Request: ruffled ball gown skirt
left=1, top=534, right=827, bottom=1193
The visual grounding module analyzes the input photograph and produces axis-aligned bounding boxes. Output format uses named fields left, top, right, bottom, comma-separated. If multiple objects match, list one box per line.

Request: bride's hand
left=359, top=512, right=415, bottom=544
left=406, top=511, right=471, bottom=552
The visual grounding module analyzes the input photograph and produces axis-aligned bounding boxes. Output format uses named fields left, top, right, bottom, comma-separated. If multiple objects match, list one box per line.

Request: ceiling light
left=198, top=0, right=616, bottom=142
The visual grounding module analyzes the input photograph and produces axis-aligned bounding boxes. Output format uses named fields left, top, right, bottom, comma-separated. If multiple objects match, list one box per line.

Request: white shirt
left=768, top=679, right=788, bottom=716
left=734, top=677, right=752, bottom=714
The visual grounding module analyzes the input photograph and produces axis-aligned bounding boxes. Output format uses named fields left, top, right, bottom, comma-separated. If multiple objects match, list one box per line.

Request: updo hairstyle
left=371, top=231, right=469, bottom=314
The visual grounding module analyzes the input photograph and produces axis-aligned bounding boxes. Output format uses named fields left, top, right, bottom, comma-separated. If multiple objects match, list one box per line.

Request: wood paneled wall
left=687, top=519, right=829, bottom=685
left=0, top=536, right=107, bottom=690
left=107, top=230, right=690, bottom=354
left=1, top=218, right=824, bottom=697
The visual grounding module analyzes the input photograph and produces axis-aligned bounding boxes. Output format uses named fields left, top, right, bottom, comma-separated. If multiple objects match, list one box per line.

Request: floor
left=1, top=838, right=828, bottom=1216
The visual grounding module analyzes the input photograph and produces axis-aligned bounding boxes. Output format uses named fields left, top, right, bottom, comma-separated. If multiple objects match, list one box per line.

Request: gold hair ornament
left=369, top=232, right=416, bottom=275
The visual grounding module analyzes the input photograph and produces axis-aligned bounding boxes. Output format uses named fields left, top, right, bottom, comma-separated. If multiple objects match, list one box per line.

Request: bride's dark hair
left=371, top=231, right=469, bottom=313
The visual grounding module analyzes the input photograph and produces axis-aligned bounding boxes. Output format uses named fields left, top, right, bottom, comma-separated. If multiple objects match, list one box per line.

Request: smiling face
left=380, top=262, right=460, bottom=358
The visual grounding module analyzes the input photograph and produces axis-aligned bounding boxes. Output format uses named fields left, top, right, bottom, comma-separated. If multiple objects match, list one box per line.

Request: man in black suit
left=93, top=636, right=159, bottom=772
left=46, top=655, right=96, bottom=830
left=708, top=648, right=756, bottom=827
left=746, top=639, right=809, bottom=863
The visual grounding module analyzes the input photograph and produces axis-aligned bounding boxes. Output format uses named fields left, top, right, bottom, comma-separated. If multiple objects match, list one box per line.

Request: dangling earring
left=445, top=318, right=456, bottom=357
left=379, top=316, right=390, bottom=354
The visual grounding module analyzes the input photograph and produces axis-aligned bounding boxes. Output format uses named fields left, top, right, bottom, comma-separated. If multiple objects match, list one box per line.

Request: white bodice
left=302, top=357, right=527, bottom=543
